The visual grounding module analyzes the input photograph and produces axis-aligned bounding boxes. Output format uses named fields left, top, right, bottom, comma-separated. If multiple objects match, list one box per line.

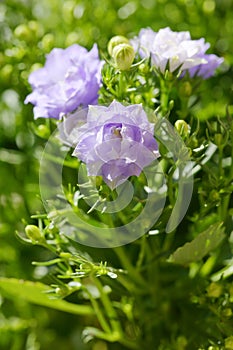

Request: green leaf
left=0, top=278, right=94, bottom=316
left=169, top=222, right=225, bottom=265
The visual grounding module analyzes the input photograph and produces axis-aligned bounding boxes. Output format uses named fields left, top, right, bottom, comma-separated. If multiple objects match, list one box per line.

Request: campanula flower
left=25, top=44, right=103, bottom=119
left=131, top=27, right=223, bottom=77
left=72, top=101, right=160, bottom=189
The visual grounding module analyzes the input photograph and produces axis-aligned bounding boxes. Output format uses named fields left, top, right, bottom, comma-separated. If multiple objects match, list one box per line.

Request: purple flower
left=188, top=54, right=224, bottom=79
left=25, top=44, right=103, bottom=119
left=131, top=27, right=223, bottom=78
left=72, top=101, right=160, bottom=189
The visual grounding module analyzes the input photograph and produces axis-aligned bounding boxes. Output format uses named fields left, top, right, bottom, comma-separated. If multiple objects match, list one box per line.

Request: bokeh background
left=1, top=0, right=233, bottom=349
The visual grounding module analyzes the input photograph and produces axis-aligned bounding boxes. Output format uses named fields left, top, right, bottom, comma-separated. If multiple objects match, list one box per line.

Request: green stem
left=91, top=329, right=138, bottom=349
left=118, top=72, right=127, bottom=100
left=91, top=277, right=139, bottom=348
left=218, top=145, right=230, bottom=222
left=160, top=78, right=173, bottom=115
left=160, top=79, right=169, bottom=115
left=93, top=276, right=122, bottom=335
left=136, top=234, right=146, bottom=268
left=114, top=246, right=147, bottom=288
left=85, top=287, right=111, bottom=334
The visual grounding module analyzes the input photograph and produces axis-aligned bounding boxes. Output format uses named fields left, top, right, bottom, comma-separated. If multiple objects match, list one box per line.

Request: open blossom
left=131, top=27, right=223, bottom=77
left=188, top=54, right=224, bottom=79
left=25, top=44, right=103, bottom=119
left=72, top=101, right=160, bottom=189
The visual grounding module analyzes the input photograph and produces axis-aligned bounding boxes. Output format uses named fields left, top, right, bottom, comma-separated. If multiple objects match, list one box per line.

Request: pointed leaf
left=0, top=278, right=94, bottom=316
left=169, top=222, right=225, bottom=265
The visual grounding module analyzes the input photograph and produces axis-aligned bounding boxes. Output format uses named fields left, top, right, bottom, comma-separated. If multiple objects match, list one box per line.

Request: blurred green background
left=0, top=0, right=232, bottom=349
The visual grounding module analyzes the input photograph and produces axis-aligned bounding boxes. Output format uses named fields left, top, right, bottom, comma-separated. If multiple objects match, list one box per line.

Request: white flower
left=131, top=27, right=222, bottom=76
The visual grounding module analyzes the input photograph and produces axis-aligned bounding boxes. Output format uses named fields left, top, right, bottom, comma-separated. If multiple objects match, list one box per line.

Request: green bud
left=225, top=336, right=233, bottom=350
left=174, top=120, right=190, bottom=139
left=139, top=63, right=150, bottom=74
left=179, top=81, right=192, bottom=97
left=36, top=124, right=50, bottom=139
left=25, top=225, right=44, bottom=242
left=222, top=308, right=232, bottom=318
left=112, top=43, right=135, bottom=71
left=14, top=24, right=32, bottom=42
left=28, top=21, right=43, bottom=38
left=107, top=35, right=129, bottom=56
left=1, top=64, right=13, bottom=83
left=209, top=189, right=220, bottom=202
left=214, top=133, right=223, bottom=147
left=60, top=252, right=72, bottom=259
left=168, top=99, right=174, bottom=111
left=30, top=63, right=43, bottom=73
left=134, top=95, right=143, bottom=104
left=206, top=282, right=223, bottom=298
left=65, top=32, right=80, bottom=47
left=41, top=33, right=55, bottom=52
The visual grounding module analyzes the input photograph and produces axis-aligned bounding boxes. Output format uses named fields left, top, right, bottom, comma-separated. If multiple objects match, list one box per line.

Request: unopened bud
left=214, top=133, right=223, bottom=147
left=1, top=64, right=13, bottom=82
left=25, top=225, right=44, bottom=242
left=112, top=43, right=135, bottom=71
left=225, top=336, right=233, bottom=350
left=14, top=24, right=32, bottom=41
left=41, top=33, right=55, bottom=52
left=28, top=21, right=43, bottom=38
left=60, top=252, right=72, bottom=259
left=207, top=282, right=223, bottom=298
left=36, top=124, right=50, bottom=139
left=179, top=81, right=192, bottom=97
left=107, top=35, right=129, bottom=56
left=222, top=308, right=232, bottom=318
left=174, top=120, right=190, bottom=139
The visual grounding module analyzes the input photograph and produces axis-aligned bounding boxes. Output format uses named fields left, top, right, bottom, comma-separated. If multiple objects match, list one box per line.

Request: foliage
left=1, top=0, right=233, bottom=349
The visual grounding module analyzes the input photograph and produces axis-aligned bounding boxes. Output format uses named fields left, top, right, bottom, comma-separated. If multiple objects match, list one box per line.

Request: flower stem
left=114, top=246, right=147, bottom=288
left=85, top=287, right=111, bottom=334
left=93, top=276, right=122, bottom=334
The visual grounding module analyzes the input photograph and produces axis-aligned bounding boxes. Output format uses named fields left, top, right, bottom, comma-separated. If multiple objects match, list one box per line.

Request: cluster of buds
left=107, top=35, right=135, bottom=71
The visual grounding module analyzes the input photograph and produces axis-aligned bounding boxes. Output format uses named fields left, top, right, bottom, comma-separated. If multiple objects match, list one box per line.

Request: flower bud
left=25, top=225, right=44, bottom=242
left=1, top=64, right=13, bottom=83
left=214, top=133, right=223, bottom=147
left=174, top=120, right=190, bottom=139
left=36, top=124, right=50, bottom=139
left=178, top=81, right=192, bottom=97
left=41, top=33, right=55, bottom=52
left=112, top=43, right=135, bottom=71
left=60, top=252, right=72, bottom=259
left=28, top=21, right=43, bottom=38
left=222, top=308, right=232, bottom=318
left=107, top=35, right=129, bottom=56
left=139, top=63, right=150, bottom=74
left=206, top=282, right=223, bottom=298
left=225, top=336, right=233, bottom=350
left=14, top=24, right=32, bottom=42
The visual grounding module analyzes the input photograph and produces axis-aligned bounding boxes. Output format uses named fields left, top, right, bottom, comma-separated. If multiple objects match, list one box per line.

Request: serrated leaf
left=0, top=278, right=94, bottom=316
left=169, top=222, right=225, bottom=265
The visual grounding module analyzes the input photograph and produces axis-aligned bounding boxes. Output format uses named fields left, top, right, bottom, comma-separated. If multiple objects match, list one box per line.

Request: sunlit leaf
left=0, top=278, right=94, bottom=316
left=169, top=222, right=225, bottom=265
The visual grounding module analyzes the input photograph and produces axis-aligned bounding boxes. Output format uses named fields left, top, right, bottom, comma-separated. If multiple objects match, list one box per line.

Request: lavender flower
left=188, top=54, right=224, bottom=79
left=131, top=27, right=223, bottom=77
left=73, top=101, right=160, bottom=189
left=25, top=44, right=103, bottom=119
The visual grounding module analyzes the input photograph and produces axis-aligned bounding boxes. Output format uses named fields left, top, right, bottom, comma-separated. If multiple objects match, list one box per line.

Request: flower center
left=112, top=126, right=122, bottom=138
